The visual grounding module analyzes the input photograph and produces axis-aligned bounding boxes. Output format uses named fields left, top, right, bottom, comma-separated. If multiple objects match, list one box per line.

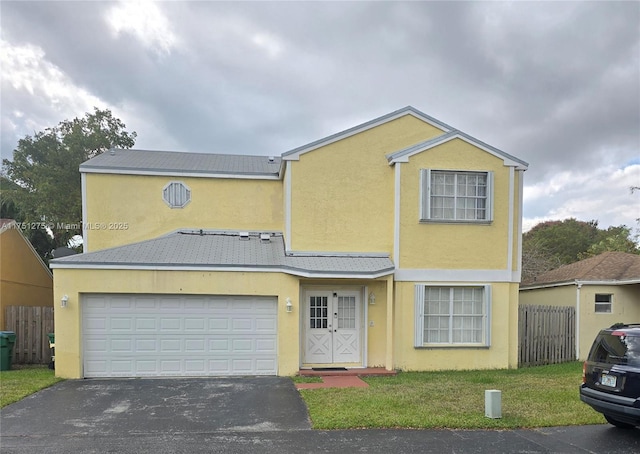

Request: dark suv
left=580, top=323, right=640, bottom=428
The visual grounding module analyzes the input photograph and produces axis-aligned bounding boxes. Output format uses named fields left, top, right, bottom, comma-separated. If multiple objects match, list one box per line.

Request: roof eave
left=520, top=278, right=640, bottom=290
left=387, top=131, right=529, bottom=169
left=49, top=262, right=395, bottom=279
left=80, top=165, right=284, bottom=180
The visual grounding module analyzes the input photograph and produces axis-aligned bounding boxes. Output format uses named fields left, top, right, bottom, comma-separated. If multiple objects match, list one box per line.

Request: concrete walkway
left=295, top=375, right=369, bottom=389
left=295, top=367, right=394, bottom=389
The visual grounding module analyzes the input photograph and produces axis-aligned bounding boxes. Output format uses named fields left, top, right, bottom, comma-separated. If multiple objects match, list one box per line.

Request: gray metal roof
left=80, top=149, right=283, bottom=179
left=50, top=230, right=395, bottom=278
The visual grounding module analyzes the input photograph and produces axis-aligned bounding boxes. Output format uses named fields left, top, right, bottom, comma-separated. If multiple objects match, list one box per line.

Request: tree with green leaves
left=1, top=108, right=136, bottom=252
left=1, top=176, right=56, bottom=260
left=578, top=225, right=639, bottom=259
left=522, top=218, right=639, bottom=282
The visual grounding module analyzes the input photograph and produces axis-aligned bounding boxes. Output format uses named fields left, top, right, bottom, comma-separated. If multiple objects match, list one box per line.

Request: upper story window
left=163, top=181, right=191, bottom=208
left=595, top=294, right=612, bottom=313
left=420, top=169, right=493, bottom=222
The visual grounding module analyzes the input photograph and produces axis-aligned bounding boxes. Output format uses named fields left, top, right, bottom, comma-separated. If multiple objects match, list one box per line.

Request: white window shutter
left=484, top=284, right=492, bottom=346
left=419, top=169, right=431, bottom=221
left=486, top=171, right=494, bottom=222
left=414, top=285, right=425, bottom=347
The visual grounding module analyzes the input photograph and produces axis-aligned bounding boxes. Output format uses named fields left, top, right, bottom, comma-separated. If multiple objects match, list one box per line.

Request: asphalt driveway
left=2, top=377, right=640, bottom=453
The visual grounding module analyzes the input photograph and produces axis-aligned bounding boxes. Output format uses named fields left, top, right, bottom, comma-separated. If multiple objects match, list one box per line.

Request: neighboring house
left=50, top=106, right=529, bottom=378
left=520, top=252, right=640, bottom=360
left=0, top=219, right=53, bottom=329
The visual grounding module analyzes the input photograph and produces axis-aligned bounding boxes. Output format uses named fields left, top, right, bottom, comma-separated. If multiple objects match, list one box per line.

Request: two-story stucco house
left=50, top=106, right=528, bottom=378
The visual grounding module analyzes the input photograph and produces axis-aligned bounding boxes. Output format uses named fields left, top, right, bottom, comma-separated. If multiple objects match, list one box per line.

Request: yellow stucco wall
left=393, top=281, right=519, bottom=370
left=398, top=139, right=514, bottom=269
left=518, top=285, right=576, bottom=307
left=84, top=174, right=283, bottom=251
left=53, top=268, right=300, bottom=378
left=0, top=228, right=53, bottom=329
left=511, top=171, right=524, bottom=272
left=519, top=284, right=640, bottom=360
left=578, top=285, right=640, bottom=360
left=289, top=115, right=445, bottom=253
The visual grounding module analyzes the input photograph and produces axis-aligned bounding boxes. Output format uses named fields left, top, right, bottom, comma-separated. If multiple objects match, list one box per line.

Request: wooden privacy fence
left=4, top=306, right=54, bottom=364
left=519, top=304, right=576, bottom=367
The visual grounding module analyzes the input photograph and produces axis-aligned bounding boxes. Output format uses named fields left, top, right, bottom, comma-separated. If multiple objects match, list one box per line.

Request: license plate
left=601, top=373, right=617, bottom=388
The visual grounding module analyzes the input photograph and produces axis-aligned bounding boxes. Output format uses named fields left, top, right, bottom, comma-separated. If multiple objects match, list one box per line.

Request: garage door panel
left=209, top=318, right=230, bottom=331
left=185, top=339, right=205, bottom=352
left=110, top=318, right=132, bottom=331
left=85, top=317, right=107, bottom=330
left=256, top=318, right=277, bottom=332
left=256, top=339, right=277, bottom=352
left=133, top=298, right=156, bottom=310
left=185, top=318, right=206, bottom=331
left=232, top=318, right=253, bottom=331
left=135, top=318, right=157, bottom=330
left=82, top=295, right=277, bottom=377
left=135, top=339, right=157, bottom=351
left=185, top=360, right=205, bottom=373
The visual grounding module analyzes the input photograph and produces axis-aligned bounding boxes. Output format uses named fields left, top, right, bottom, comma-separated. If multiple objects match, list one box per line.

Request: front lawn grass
left=0, top=365, right=63, bottom=408
left=297, top=362, right=605, bottom=429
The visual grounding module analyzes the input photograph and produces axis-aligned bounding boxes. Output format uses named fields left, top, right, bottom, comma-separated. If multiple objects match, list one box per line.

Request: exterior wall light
left=286, top=298, right=293, bottom=313
left=369, top=292, right=376, bottom=305
left=61, top=294, right=69, bottom=308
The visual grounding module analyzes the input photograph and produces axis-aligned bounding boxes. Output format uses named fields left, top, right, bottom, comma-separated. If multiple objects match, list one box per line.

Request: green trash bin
left=0, top=331, right=17, bottom=371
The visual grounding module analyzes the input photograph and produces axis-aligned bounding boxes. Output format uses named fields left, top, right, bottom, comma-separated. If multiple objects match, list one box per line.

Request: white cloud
left=251, top=32, right=284, bottom=59
left=0, top=39, right=109, bottom=144
left=523, top=164, right=640, bottom=232
left=105, top=0, right=178, bottom=57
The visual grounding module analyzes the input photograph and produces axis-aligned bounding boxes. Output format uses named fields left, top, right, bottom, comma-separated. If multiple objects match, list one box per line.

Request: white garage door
left=82, top=294, right=277, bottom=378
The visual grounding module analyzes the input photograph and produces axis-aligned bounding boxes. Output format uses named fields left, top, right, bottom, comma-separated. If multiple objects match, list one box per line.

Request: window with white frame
left=163, top=181, right=191, bottom=208
left=415, top=285, right=490, bottom=346
left=420, top=170, right=493, bottom=222
left=595, top=294, right=612, bottom=313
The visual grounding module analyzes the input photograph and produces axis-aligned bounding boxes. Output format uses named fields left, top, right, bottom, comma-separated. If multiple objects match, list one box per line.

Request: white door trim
left=301, top=287, right=364, bottom=366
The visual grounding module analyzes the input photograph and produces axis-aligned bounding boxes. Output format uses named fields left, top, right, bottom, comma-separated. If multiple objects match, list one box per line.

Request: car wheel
left=604, top=414, right=636, bottom=429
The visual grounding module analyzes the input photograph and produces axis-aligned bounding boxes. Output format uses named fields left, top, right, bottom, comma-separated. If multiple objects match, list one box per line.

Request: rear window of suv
left=589, top=331, right=640, bottom=367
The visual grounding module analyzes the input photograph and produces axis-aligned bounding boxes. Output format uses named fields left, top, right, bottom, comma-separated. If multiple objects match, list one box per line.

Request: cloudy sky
left=1, top=1, right=639, bottom=233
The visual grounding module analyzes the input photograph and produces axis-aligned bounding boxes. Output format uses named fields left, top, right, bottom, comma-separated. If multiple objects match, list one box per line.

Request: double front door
left=304, top=290, right=361, bottom=364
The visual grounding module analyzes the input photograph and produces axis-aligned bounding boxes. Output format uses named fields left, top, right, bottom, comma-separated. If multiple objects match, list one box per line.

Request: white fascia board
left=395, top=268, right=517, bottom=283
left=285, top=251, right=390, bottom=258
left=520, top=279, right=640, bottom=291
left=282, top=108, right=452, bottom=161
left=519, top=281, right=577, bottom=290
left=387, top=131, right=457, bottom=164
left=48, top=262, right=395, bottom=279
left=286, top=268, right=395, bottom=279
left=388, top=133, right=529, bottom=170
left=576, top=279, right=640, bottom=286
left=80, top=167, right=283, bottom=180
